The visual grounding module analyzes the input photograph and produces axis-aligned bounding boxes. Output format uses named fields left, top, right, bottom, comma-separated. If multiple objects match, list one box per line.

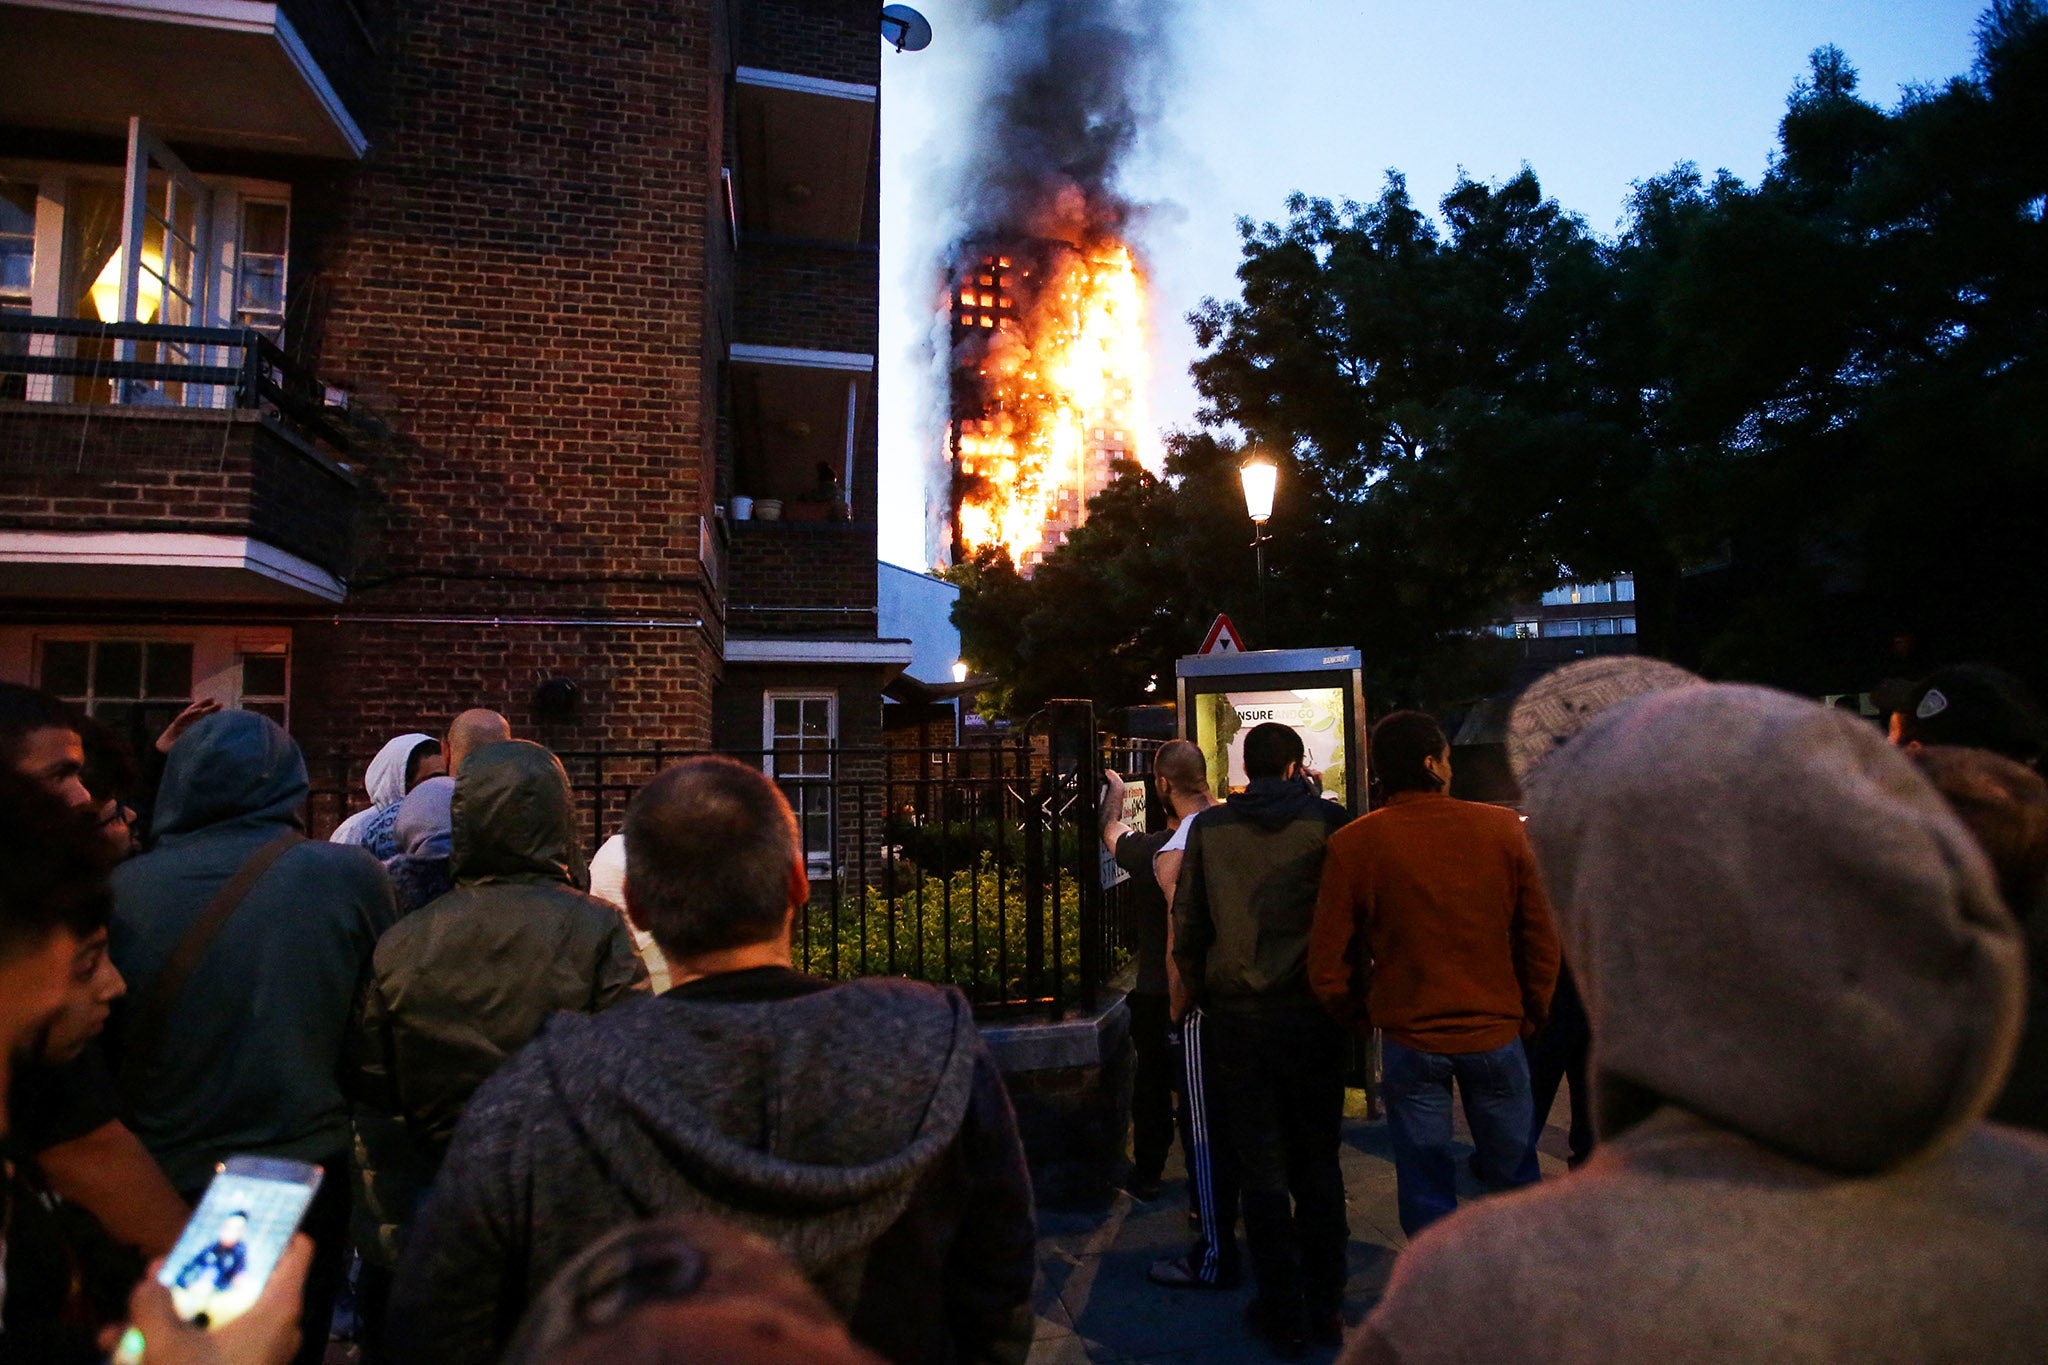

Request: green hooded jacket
left=354, top=740, right=648, bottom=1168
left=109, top=710, right=397, bottom=1191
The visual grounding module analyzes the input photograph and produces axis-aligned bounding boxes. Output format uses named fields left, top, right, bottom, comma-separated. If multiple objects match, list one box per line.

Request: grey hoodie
left=389, top=973, right=1035, bottom=1365
left=1348, top=685, right=2048, bottom=1364
left=109, top=710, right=397, bottom=1190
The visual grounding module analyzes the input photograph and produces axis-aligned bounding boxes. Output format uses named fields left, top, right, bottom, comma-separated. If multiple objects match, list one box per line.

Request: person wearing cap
left=1345, top=685, right=2048, bottom=1365
left=1878, top=663, right=2048, bottom=768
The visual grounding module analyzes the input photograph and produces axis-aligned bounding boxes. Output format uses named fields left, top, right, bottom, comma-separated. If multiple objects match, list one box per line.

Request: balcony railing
left=0, top=317, right=353, bottom=452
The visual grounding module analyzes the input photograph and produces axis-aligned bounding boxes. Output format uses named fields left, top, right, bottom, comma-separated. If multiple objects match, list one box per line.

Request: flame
left=952, top=241, right=1153, bottom=569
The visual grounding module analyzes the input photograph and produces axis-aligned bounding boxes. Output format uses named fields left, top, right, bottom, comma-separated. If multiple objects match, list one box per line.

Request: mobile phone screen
left=157, top=1158, right=321, bottom=1328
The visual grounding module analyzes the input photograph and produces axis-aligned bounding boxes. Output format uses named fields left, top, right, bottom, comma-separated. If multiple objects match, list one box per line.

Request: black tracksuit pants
left=1203, top=1005, right=1349, bottom=1330
left=1127, top=990, right=1177, bottom=1181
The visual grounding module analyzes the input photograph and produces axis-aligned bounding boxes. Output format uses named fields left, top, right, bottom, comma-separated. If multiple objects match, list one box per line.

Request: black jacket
left=389, top=969, right=1036, bottom=1365
left=1173, top=777, right=1348, bottom=1013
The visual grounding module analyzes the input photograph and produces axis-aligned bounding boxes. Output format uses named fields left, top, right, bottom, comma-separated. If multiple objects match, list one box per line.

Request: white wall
left=877, top=561, right=960, bottom=685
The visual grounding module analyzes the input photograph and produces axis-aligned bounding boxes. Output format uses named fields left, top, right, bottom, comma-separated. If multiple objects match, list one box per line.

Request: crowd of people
left=1, top=655, right=2045, bottom=1365
left=1100, top=658, right=2048, bottom=1360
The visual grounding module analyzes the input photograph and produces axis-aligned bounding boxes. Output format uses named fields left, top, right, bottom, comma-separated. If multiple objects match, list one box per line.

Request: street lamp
left=952, top=660, right=970, bottom=684
left=1240, top=457, right=1277, bottom=624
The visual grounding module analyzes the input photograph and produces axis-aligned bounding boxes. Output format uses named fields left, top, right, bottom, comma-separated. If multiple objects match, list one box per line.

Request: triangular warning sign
left=1199, top=614, right=1248, bottom=655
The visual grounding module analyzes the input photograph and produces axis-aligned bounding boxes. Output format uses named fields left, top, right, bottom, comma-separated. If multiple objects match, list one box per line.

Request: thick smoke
left=913, top=0, right=1176, bottom=563
left=950, top=0, right=1176, bottom=249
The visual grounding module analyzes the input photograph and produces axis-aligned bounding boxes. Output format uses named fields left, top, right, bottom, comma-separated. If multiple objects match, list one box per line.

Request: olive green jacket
left=353, top=740, right=648, bottom=1171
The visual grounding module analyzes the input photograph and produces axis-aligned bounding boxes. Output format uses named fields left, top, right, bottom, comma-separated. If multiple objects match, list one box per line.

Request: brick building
left=0, top=0, right=905, bottom=847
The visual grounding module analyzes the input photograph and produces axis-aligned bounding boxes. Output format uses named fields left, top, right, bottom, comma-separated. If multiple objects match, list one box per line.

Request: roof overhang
left=724, top=634, right=913, bottom=682
left=0, top=530, right=347, bottom=602
left=732, top=65, right=874, bottom=242
left=0, top=0, right=368, bottom=158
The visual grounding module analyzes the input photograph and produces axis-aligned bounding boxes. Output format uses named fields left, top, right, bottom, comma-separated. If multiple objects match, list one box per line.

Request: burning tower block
left=948, top=238, right=1149, bottom=572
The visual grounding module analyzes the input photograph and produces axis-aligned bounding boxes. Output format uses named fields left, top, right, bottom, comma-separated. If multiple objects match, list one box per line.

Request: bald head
left=1153, top=739, right=1208, bottom=796
left=446, top=709, right=511, bottom=776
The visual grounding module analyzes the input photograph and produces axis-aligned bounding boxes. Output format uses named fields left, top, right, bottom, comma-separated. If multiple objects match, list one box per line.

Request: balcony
left=0, top=0, right=373, bottom=159
left=731, top=67, right=875, bottom=244
left=0, top=316, right=361, bottom=603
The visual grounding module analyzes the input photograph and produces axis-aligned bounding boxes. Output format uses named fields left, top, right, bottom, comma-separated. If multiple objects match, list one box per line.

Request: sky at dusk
left=875, top=0, right=1989, bottom=569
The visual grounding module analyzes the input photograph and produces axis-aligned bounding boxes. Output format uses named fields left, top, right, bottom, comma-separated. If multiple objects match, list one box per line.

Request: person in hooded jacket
left=1173, top=722, right=1351, bottom=1359
left=353, top=739, right=648, bottom=1173
left=380, top=775, right=455, bottom=916
left=388, top=755, right=1035, bottom=1365
left=1344, top=684, right=2048, bottom=1365
left=330, top=732, right=444, bottom=859
left=108, top=709, right=397, bottom=1365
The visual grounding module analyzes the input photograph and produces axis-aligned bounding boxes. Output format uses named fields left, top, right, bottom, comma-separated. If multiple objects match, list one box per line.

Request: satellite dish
left=881, top=4, right=932, bottom=51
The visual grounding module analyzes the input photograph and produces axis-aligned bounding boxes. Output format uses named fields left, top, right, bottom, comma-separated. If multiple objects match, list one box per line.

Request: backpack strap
left=120, top=831, right=303, bottom=1088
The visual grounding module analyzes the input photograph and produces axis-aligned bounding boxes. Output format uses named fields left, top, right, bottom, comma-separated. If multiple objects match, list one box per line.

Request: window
left=239, top=650, right=290, bottom=726
left=764, top=691, right=836, bottom=875
left=234, top=201, right=289, bottom=338
left=40, top=638, right=194, bottom=753
left=0, top=179, right=32, bottom=401
left=1542, top=620, right=1580, bottom=638
left=0, top=150, right=291, bottom=406
left=1616, top=576, right=1636, bottom=602
left=0, top=180, right=31, bottom=312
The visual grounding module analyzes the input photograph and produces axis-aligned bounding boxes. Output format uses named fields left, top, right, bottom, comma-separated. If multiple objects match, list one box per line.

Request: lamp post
left=1239, top=457, right=1277, bottom=628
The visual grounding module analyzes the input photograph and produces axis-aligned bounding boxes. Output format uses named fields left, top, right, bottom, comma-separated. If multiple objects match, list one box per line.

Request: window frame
left=761, top=689, right=838, bottom=877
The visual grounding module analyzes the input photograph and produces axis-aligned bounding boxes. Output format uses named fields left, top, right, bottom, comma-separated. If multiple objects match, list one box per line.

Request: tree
left=955, top=3, right=2048, bottom=713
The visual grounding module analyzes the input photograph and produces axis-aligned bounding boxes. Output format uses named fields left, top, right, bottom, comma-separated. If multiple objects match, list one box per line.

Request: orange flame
left=954, top=242, right=1152, bottom=569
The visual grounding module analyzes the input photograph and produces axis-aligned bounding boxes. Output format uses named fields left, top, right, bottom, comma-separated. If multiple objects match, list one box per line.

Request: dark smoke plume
left=950, top=0, right=1176, bottom=250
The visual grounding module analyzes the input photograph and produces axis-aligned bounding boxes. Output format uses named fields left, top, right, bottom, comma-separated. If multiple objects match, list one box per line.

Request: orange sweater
left=1309, top=791, right=1560, bottom=1053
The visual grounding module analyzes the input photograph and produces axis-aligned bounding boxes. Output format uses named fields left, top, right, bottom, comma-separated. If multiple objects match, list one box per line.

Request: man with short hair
left=443, top=708, right=511, bottom=777
left=1310, top=709, right=1559, bottom=1239
left=1, top=685, right=190, bottom=1269
left=1100, top=740, right=1213, bottom=1200
left=1173, top=723, right=1350, bottom=1358
left=391, top=756, right=1036, bottom=1365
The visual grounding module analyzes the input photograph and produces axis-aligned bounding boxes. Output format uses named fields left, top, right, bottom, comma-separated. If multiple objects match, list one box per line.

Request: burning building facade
left=947, top=238, right=1150, bottom=570
left=928, top=0, right=1170, bottom=572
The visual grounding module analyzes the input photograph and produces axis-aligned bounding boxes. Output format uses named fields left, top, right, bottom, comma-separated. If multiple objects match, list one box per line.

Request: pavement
left=1027, top=1088, right=1577, bottom=1364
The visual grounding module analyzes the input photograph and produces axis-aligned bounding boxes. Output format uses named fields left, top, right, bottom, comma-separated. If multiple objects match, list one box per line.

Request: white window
left=0, top=140, right=291, bottom=406
left=7, top=626, right=292, bottom=751
left=1616, top=575, right=1636, bottom=602
left=763, top=691, right=836, bottom=876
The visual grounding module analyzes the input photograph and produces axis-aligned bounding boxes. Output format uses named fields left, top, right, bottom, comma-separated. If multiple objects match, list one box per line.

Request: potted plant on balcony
left=782, top=461, right=849, bottom=522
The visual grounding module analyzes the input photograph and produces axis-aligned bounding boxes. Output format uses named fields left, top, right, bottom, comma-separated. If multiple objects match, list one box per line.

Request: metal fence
left=0, top=316, right=353, bottom=450
left=307, top=703, right=1147, bottom=1016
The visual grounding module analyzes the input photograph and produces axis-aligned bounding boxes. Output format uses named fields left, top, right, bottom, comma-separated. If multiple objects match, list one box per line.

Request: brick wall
left=726, top=520, right=877, bottom=629
left=291, top=616, right=720, bottom=765
left=0, top=406, right=358, bottom=573
left=733, top=0, right=880, bottom=85
left=734, top=243, right=878, bottom=353
left=277, top=0, right=731, bottom=756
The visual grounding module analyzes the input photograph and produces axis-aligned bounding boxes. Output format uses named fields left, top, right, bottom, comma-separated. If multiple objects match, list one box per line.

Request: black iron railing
left=309, top=719, right=1133, bottom=1015
left=0, top=316, right=352, bottom=450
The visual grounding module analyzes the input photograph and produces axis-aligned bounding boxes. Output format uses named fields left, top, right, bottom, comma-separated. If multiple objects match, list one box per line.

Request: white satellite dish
left=881, top=4, right=933, bottom=51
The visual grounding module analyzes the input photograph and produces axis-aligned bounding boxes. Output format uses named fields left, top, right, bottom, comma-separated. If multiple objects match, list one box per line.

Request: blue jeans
left=1381, top=1036, right=1538, bottom=1237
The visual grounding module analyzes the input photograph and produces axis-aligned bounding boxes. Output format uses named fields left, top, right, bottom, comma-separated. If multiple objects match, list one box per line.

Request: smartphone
left=157, top=1156, right=322, bottom=1329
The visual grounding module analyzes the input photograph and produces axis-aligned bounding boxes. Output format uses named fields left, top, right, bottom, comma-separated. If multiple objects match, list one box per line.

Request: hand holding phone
left=117, top=1233, right=312, bottom=1365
